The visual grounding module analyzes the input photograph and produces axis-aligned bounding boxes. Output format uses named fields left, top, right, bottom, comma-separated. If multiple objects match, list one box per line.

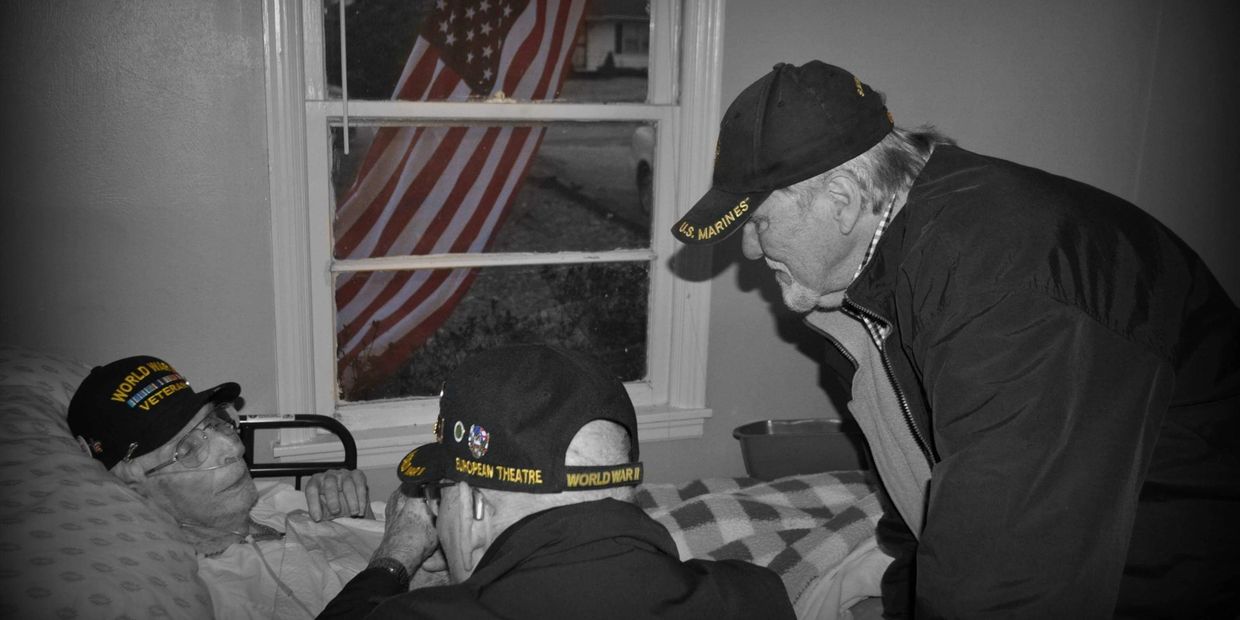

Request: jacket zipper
left=820, top=330, right=859, bottom=371
left=843, top=298, right=938, bottom=464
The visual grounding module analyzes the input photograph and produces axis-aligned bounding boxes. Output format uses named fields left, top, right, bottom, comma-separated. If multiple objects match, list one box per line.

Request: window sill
left=270, top=406, right=712, bottom=470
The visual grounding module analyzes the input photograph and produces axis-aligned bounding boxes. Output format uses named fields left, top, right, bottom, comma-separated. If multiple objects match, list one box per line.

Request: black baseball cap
left=397, top=344, right=643, bottom=494
left=67, top=355, right=241, bottom=469
left=672, top=60, right=894, bottom=245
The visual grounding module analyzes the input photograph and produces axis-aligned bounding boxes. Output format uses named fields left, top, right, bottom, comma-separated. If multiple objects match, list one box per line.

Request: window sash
left=264, top=0, right=721, bottom=444
left=303, top=116, right=674, bottom=428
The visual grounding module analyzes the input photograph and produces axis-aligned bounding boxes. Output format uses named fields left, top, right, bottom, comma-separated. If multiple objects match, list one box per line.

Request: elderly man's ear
left=449, top=482, right=497, bottom=579
left=75, top=434, right=141, bottom=486
left=88, top=442, right=150, bottom=492
left=824, top=173, right=865, bottom=235
left=75, top=435, right=92, bottom=457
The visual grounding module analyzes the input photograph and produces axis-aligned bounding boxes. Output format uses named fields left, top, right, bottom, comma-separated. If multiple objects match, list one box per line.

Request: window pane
left=330, top=121, right=653, bottom=259
left=336, top=261, right=649, bottom=401
left=322, top=0, right=649, bottom=102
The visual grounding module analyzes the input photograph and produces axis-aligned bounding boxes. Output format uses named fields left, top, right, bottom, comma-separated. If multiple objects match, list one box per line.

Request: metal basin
left=733, top=418, right=868, bottom=480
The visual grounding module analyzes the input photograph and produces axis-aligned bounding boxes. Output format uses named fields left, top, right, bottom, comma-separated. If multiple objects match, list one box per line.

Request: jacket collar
left=844, top=144, right=967, bottom=322
left=465, top=498, right=678, bottom=588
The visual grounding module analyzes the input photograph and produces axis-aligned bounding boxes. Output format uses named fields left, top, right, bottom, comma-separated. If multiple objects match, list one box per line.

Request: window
left=262, top=0, right=721, bottom=468
left=617, top=21, right=649, bottom=56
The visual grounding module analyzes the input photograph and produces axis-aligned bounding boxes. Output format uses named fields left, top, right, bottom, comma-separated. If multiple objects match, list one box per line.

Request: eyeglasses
left=408, top=480, right=483, bottom=521
left=412, top=480, right=458, bottom=503
left=142, top=405, right=238, bottom=476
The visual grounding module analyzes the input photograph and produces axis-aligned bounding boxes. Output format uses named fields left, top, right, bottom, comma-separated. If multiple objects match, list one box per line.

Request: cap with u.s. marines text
left=672, top=60, right=894, bottom=245
left=67, top=355, right=241, bottom=470
left=397, top=344, right=643, bottom=494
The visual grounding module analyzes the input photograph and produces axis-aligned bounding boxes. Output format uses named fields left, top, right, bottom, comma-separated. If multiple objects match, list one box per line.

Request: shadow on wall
left=733, top=254, right=856, bottom=423
left=668, top=237, right=857, bottom=422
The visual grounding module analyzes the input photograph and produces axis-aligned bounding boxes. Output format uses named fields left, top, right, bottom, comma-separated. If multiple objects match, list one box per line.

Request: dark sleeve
left=873, top=487, right=916, bottom=619
left=913, top=290, right=1173, bottom=618
left=316, top=567, right=407, bottom=620
left=685, top=559, right=798, bottom=620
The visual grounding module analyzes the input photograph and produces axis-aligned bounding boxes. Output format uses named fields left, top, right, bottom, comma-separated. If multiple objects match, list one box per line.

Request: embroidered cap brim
left=396, top=444, right=446, bottom=492
left=672, top=186, right=772, bottom=246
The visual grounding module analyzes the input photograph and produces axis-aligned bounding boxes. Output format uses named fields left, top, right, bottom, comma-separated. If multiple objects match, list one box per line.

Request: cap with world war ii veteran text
left=672, top=60, right=894, bottom=245
left=397, top=344, right=643, bottom=494
left=67, top=355, right=241, bottom=470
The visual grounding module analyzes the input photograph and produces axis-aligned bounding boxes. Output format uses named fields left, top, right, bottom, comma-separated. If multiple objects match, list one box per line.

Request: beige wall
left=2, top=1, right=1235, bottom=492
left=0, top=1, right=277, bottom=413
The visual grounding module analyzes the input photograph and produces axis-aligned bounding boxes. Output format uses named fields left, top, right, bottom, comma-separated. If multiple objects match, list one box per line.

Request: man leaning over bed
left=67, top=355, right=374, bottom=614
left=671, top=60, right=1240, bottom=618
left=319, top=344, right=796, bottom=620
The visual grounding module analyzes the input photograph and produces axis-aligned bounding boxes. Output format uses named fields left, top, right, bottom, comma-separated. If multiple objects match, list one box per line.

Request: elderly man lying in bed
left=67, top=355, right=379, bottom=616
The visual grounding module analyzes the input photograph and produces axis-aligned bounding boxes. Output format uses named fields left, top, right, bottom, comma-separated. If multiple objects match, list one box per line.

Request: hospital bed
left=0, top=345, right=887, bottom=619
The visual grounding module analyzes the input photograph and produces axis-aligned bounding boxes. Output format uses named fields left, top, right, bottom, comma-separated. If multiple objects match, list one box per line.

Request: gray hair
left=783, top=125, right=952, bottom=214
left=478, top=419, right=636, bottom=528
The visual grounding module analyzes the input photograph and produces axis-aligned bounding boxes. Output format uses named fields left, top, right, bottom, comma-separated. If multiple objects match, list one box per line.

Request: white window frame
left=262, top=0, right=722, bottom=469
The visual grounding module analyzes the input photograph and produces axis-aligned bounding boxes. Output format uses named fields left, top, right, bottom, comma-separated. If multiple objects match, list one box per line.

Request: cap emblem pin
left=468, top=424, right=490, bottom=458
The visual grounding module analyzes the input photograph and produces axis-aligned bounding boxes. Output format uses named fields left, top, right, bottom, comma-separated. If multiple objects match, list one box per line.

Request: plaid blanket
left=635, top=470, right=882, bottom=605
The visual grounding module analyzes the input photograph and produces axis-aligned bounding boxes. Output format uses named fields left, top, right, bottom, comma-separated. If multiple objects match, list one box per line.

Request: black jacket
left=318, top=498, right=795, bottom=619
left=845, top=145, right=1240, bottom=618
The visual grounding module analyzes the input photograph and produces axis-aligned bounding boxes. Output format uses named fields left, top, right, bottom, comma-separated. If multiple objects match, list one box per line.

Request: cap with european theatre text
left=397, top=344, right=643, bottom=494
left=672, top=60, right=894, bottom=245
left=67, top=355, right=241, bottom=470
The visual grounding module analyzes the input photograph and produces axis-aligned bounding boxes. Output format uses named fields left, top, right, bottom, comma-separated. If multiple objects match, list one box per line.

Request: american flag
left=333, top=0, right=589, bottom=399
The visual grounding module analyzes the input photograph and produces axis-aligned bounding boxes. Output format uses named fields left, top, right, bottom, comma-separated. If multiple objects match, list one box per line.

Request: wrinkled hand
left=372, top=488, right=440, bottom=575
left=304, top=468, right=373, bottom=522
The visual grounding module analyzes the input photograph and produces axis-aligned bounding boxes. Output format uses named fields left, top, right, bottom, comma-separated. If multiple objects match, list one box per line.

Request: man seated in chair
left=319, top=344, right=796, bottom=619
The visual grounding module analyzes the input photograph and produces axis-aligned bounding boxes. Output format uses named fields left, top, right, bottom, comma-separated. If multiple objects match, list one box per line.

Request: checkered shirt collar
left=851, top=193, right=898, bottom=283
left=845, top=193, right=899, bottom=347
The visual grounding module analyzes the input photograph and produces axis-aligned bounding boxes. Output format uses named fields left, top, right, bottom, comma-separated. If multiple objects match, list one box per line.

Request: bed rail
left=238, top=414, right=357, bottom=489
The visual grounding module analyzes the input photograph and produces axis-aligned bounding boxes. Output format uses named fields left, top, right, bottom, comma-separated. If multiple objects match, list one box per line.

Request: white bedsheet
left=197, top=481, right=385, bottom=620
left=793, top=536, right=891, bottom=620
